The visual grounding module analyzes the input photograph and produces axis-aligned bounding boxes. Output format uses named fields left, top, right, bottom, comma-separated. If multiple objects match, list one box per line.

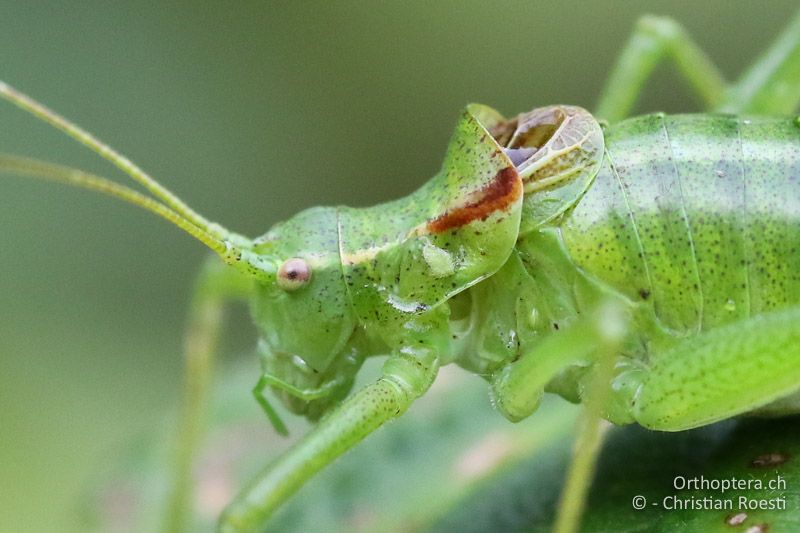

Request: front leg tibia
left=218, top=351, right=438, bottom=532
left=491, top=301, right=629, bottom=422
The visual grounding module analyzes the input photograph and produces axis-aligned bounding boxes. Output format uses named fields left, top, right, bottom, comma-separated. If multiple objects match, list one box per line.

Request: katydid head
left=247, top=206, right=362, bottom=420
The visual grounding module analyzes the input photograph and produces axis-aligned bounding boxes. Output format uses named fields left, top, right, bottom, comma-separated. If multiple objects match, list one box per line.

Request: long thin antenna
left=0, top=81, right=276, bottom=281
left=0, top=155, right=228, bottom=255
left=0, top=81, right=223, bottom=240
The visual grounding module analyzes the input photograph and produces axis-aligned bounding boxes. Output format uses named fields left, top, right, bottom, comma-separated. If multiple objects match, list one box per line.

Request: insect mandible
left=3, top=11, right=800, bottom=533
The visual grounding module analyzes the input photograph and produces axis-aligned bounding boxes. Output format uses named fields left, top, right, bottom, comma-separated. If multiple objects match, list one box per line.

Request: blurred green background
left=1, top=2, right=799, bottom=531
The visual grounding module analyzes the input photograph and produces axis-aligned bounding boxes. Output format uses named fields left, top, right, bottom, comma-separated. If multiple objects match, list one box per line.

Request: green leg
left=490, top=302, right=628, bottom=422
left=598, top=10, right=800, bottom=121
left=595, top=15, right=727, bottom=123
left=218, top=349, right=439, bottom=532
left=491, top=302, right=628, bottom=533
left=634, top=305, right=800, bottom=431
left=553, top=312, right=628, bottom=533
left=720, top=9, right=800, bottom=114
left=164, top=257, right=252, bottom=533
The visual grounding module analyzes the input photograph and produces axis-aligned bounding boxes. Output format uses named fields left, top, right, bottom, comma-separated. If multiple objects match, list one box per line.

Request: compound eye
left=277, top=258, right=311, bottom=291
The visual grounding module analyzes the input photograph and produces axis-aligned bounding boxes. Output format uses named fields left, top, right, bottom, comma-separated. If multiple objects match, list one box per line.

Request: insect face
left=249, top=205, right=362, bottom=418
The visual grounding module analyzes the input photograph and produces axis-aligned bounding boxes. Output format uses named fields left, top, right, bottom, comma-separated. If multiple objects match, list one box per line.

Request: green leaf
left=430, top=418, right=800, bottom=533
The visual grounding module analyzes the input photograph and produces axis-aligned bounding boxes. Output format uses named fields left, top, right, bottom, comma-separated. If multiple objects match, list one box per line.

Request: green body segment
left=558, top=114, right=800, bottom=335
left=337, top=105, right=523, bottom=348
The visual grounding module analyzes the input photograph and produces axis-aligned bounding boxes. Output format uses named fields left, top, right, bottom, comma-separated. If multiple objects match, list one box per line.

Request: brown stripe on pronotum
left=427, top=166, right=521, bottom=233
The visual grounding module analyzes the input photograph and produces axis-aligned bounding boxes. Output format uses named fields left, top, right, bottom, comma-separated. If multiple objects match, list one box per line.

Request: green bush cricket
left=3, top=10, right=800, bottom=533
